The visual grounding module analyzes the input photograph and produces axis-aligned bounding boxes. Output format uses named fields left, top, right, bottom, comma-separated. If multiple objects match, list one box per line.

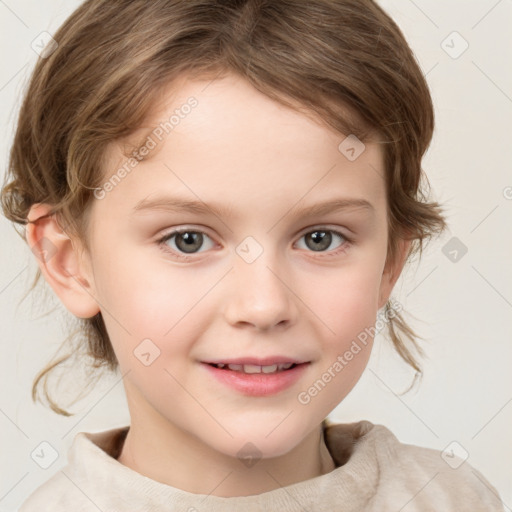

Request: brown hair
left=1, top=0, right=447, bottom=415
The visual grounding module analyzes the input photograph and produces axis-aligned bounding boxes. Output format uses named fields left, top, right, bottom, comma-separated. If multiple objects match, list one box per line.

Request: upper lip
left=202, top=356, right=310, bottom=366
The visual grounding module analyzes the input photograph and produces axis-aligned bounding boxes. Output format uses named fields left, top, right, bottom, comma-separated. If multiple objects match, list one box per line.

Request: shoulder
left=385, top=434, right=504, bottom=510
left=18, top=426, right=130, bottom=512
left=17, top=470, right=84, bottom=512
left=324, top=420, right=505, bottom=511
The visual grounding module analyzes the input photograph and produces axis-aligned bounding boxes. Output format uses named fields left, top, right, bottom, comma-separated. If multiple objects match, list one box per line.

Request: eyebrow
left=131, top=195, right=375, bottom=219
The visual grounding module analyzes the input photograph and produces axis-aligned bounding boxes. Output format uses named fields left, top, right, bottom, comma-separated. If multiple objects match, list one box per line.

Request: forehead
left=94, top=73, right=386, bottom=224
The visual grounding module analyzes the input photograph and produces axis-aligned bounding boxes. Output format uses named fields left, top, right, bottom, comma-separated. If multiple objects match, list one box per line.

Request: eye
left=295, top=228, right=352, bottom=256
left=157, top=226, right=352, bottom=261
left=158, top=229, right=215, bottom=259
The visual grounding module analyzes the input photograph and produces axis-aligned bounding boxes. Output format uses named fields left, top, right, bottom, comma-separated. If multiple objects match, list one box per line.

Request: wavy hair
left=1, top=0, right=448, bottom=415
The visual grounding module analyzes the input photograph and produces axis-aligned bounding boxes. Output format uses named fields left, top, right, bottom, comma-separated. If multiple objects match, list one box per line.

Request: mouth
left=205, top=362, right=303, bottom=374
left=201, top=359, right=311, bottom=396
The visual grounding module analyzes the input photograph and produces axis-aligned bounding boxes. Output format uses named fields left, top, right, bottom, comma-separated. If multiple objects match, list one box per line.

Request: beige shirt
left=19, top=420, right=505, bottom=511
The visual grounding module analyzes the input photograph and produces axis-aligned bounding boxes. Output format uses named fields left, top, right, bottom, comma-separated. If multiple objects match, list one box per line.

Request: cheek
left=92, top=248, right=212, bottom=364
left=302, top=270, right=381, bottom=412
left=310, top=257, right=383, bottom=339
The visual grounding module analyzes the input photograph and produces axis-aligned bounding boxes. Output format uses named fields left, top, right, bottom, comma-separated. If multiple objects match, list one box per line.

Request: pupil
left=307, top=231, right=331, bottom=251
left=177, top=232, right=202, bottom=253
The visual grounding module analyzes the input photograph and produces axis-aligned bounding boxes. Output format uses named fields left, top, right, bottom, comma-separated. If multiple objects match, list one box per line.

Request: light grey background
left=1, top=0, right=511, bottom=510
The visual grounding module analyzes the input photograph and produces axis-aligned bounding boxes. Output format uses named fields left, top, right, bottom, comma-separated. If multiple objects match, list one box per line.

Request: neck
left=117, top=418, right=336, bottom=497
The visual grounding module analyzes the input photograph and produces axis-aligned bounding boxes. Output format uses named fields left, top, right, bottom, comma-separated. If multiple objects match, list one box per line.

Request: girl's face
left=81, top=73, right=404, bottom=459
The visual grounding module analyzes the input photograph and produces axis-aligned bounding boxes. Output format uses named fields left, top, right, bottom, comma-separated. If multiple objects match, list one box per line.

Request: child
left=1, top=0, right=505, bottom=510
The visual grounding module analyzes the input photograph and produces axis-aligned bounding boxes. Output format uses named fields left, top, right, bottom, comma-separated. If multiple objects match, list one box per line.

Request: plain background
left=0, top=0, right=511, bottom=510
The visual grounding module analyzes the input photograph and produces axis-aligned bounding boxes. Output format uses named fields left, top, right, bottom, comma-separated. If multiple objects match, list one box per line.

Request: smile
left=208, top=362, right=296, bottom=373
left=201, top=361, right=310, bottom=396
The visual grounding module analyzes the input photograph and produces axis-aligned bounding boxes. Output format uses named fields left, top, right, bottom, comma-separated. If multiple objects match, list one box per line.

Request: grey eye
left=296, top=230, right=345, bottom=252
left=162, top=230, right=215, bottom=254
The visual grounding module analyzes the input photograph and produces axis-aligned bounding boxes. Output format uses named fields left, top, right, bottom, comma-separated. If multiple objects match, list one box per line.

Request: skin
left=26, top=72, right=411, bottom=497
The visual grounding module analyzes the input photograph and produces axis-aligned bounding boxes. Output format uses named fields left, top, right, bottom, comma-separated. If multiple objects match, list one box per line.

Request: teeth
left=244, top=364, right=263, bottom=374
left=216, top=363, right=296, bottom=373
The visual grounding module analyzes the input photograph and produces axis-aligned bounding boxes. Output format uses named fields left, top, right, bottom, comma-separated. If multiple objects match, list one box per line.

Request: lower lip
left=201, top=363, right=309, bottom=396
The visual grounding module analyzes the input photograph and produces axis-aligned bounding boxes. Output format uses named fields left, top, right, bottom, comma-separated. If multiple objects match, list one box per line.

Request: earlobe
left=378, top=237, right=412, bottom=310
left=26, top=203, right=100, bottom=319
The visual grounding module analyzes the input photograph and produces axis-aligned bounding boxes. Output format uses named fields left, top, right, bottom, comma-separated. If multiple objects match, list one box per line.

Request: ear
left=25, top=203, right=100, bottom=319
left=378, top=236, right=412, bottom=310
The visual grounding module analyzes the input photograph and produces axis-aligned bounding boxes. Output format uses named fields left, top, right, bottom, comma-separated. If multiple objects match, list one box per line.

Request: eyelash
left=156, top=227, right=354, bottom=261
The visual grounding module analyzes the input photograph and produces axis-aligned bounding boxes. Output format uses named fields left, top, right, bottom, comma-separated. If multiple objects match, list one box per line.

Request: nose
left=222, top=247, right=298, bottom=331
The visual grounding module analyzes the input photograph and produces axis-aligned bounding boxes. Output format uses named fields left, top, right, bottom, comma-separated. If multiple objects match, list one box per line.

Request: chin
left=209, top=414, right=316, bottom=461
